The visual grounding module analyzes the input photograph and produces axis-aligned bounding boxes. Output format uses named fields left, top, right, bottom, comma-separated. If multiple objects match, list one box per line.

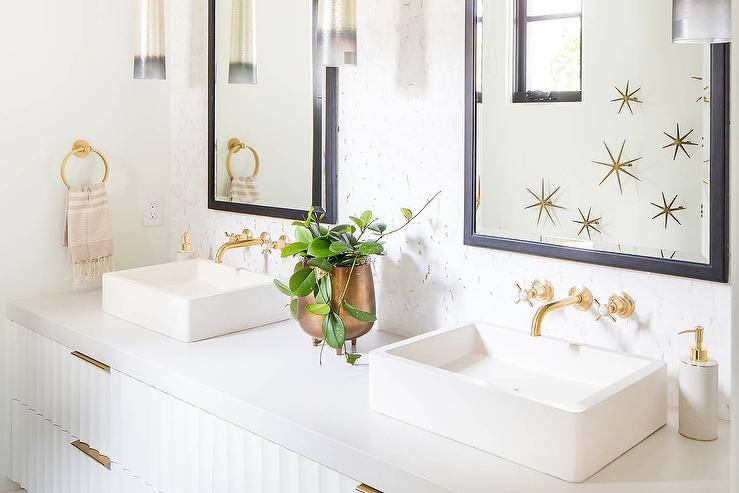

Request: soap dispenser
left=175, top=231, right=199, bottom=261
left=677, top=326, right=718, bottom=441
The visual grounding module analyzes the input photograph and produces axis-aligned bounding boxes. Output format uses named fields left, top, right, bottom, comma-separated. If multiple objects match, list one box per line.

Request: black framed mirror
left=207, top=0, right=338, bottom=223
left=464, top=0, right=728, bottom=282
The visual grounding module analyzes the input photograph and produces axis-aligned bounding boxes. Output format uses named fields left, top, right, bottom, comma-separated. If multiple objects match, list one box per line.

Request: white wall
left=0, top=0, right=172, bottom=478
left=169, top=0, right=732, bottom=423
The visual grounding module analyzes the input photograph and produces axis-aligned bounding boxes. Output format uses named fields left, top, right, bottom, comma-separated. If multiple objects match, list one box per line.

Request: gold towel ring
left=226, top=138, right=260, bottom=179
left=60, top=139, right=109, bottom=189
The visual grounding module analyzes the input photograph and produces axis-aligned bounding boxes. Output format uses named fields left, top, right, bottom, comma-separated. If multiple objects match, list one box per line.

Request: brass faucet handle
left=272, top=235, right=291, bottom=250
left=225, top=232, right=239, bottom=242
left=259, top=231, right=272, bottom=244
left=235, top=229, right=254, bottom=241
left=515, top=280, right=554, bottom=307
left=594, top=292, right=635, bottom=322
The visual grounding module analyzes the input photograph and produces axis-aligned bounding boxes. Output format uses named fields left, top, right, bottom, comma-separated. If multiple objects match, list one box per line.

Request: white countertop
left=6, top=290, right=730, bottom=493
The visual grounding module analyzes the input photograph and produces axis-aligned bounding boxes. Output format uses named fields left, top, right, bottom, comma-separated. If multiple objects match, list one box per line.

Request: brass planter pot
left=297, top=263, right=376, bottom=352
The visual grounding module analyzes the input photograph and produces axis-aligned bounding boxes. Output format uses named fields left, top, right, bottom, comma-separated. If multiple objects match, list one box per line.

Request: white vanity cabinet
left=5, top=321, right=361, bottom=493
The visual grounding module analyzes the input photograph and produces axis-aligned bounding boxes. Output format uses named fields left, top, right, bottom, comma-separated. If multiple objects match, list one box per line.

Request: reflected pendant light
left=672, top=0, right=731, bottom=44
left=229, top=0, right=257, bottom=84
left=134, top=0, right=166, bottom=80
left=317, top=0, right=357, bottom=66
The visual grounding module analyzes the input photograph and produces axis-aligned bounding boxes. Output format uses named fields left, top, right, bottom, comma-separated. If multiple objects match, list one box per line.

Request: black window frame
left=513, top=0, right=583, bottom=103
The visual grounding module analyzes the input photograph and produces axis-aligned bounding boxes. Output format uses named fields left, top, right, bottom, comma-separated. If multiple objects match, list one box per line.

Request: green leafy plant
left=274, top=192, right=441, bottom=364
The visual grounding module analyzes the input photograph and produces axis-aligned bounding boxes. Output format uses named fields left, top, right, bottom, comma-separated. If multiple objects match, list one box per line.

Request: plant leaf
left=401, top=208, right=413, bottom=220
left=307, top=238, right=334, bottom=258
left=294, top=226, right=313, bottom=244
left=360, top=210, right=373, bottom=226
left=346, top=353, right=362, bottom=365
left=331, top=224, right=355, bottom=234
left=356, top=242, right=384, bottom=255
left=350, top=216, right=365, bottom=231
left=289, top=299, right=298, bottom=320
left=306, top=303, right=331, bottom=316
left=343, top=300, right=377, bottom=322
left=289, top=268, right=317, bottom=297
left=367, top=222, right=387, bottom=233
left=281, top=242, right=308, bottom=258
left=307, top=258, right=334, bottom=273
left=273, top=279, right=294, bottom=297
left=329, top=240, right=353, bottom=254
left=322, top=312, right=346, bottom=350
left=316, top=276, right=332, bottom=304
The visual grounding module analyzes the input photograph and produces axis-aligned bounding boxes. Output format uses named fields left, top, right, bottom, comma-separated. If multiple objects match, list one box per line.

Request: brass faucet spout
left=214, top=238, right=265, bottom=264
left=530, top=286, right=593, bottom=337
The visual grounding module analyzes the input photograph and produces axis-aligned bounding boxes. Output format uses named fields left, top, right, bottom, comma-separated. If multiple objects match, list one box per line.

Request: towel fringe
left=71, top=255, right=115, bottom=287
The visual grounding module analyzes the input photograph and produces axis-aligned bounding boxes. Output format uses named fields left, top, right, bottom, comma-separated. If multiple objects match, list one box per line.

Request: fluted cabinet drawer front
left=7, top=321, right=112, bottom=454
left=112, top=372, right=361, bottom=493
left=10, top=399, right=112, bottom=493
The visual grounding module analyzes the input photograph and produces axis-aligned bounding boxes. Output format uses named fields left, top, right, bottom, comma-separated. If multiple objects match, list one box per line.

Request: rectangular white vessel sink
left=103, top=259, right=288, bottom=342
left=369, top=323, right=667, bottom=482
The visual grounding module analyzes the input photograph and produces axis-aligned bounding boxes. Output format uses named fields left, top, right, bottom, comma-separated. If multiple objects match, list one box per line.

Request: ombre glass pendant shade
left=317, top=0, right=357, bottom=67
left=229, top=0, right=257, bottom=84
left=134, top=0, right=166, bottom=80
left=672, top=0, right=731, bottom=44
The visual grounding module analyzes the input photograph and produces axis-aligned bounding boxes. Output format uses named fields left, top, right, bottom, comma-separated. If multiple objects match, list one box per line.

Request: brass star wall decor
left=660, top=249, right=677, bottom=260
left=663, top=123, right=698, bottom=160
left=611, top=81, right=642, bottom=115
left=651, top=192, right=686, bottom=229
left=593, top=140, right=642, bottom=194
left=525, top=179, right=565, bottom=226
left=692, top=76, right=709, bottom=103
left=572, top=207, right=602, bottom=240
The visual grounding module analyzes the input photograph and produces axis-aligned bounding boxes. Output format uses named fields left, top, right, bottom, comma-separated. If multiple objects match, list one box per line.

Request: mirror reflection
left=474, top=0, right=718, bottom=264
left=212, top=0, right=319, bottom=212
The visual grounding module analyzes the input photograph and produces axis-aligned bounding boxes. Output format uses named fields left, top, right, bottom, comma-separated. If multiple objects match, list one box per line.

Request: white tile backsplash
left=168, top=0, right=731, bottom=419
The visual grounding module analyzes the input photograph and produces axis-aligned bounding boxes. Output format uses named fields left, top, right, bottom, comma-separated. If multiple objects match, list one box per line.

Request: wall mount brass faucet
left=215, top=229, right=269, bottom=263
left=530, top=286, right=593, bottom=337
left=515, top=280, right=554, bottom=307
left=594, top=292, right=635, bottom=322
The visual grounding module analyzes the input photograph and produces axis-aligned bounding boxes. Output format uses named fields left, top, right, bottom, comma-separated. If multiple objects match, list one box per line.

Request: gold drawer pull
left=71, top=440, right=111, bottom=469
left=71, top=351, right=110, bottom=373
left=356, top=485, right=383, bottom=493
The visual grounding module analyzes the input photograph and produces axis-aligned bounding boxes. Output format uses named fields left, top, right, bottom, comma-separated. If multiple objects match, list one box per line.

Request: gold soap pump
left=176, top=230, right=199, bottom=261
left=677, top=326, right=718, bottom=441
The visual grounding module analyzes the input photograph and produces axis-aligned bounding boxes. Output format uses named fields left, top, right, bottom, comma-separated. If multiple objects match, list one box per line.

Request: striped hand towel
left=229, top=176, right=260, bottom=204
left=62, top=182, right=114, bottom=286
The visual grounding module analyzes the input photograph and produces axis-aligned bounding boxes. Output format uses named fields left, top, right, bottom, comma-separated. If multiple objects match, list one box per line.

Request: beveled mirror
left=464, top=0, right=729, bottom=281
left=208, top=0, right=337, bottom=222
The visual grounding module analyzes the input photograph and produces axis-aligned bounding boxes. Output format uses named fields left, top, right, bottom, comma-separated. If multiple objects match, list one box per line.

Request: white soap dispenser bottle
left=677, top=326, right=718, bottom=441
left=175, top=231, right=199, bottom=261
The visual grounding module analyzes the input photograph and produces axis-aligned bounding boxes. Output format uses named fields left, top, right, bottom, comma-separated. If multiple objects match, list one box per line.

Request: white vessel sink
left=102, top=259, right=288, bottom=342
left=369, top=323, right=667, bottom=482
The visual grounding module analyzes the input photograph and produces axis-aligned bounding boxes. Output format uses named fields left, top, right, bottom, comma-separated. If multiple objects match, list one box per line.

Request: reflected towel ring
left=226, top=138, right=260, bottom=179
left=60, top=139, right=109, bottom=189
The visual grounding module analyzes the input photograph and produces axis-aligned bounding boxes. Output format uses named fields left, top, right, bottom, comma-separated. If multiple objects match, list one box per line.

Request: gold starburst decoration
left=572, top=207, right=602, bottom=240
left=660, top=249, right=677, bottom=260
left=611, top=81, right=642, bottom=115
left=692, top=76, right=709, bottom=103
left=651, top=192, right=686, bottom=229
left=525, top=179, right=565, bottom=226
left=663, top=123, right=698, bottom=160
left=593, top=140, right=642, bottom=194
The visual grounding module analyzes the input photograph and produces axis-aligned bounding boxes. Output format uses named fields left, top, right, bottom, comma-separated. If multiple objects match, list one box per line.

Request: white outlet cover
left=144, top=195, right=163, bottom=227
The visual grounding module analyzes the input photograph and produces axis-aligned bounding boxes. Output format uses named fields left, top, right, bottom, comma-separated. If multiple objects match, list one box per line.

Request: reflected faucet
left=530, top=286, right=593, bottom=337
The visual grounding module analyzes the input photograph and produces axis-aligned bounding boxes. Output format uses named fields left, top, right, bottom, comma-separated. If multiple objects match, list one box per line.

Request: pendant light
left=229, top=0, right=258, bottom=84
left=134, top=0, right=167, bottom=80
left=672, top=0, right=731, bottom=44
left=317, top=0, right=357, bottom=67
